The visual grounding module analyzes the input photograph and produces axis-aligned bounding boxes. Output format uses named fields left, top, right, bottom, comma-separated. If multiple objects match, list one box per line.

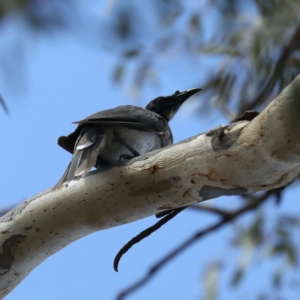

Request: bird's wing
left=55, top=105, right=169, bottom=188
left=74, top=105, right=166, bottom=131
left=58, top=105, right=167, bottom=154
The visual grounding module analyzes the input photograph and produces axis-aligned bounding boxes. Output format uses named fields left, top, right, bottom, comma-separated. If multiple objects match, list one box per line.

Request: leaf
left=204, top=263, right=220, bottom=300
left=123, top=49, right=139, bottom=58
left=272, top=268, right=283, bottom=288
left=199, top=44, right=242, bottom=57
left=286, top=245, right=297, bottom=266
left=235, top=213, right=264, bottom=247
left=189, top=14, right=200, bottom=32
left=231, top=267, right=244, bottom=287
left=112, top=64, right=125, bottom=84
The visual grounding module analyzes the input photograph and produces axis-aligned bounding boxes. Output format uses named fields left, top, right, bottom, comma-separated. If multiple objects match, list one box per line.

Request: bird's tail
left=53, top=162, right=71, bottom=189
left=54, top=128, right=103, bottom=189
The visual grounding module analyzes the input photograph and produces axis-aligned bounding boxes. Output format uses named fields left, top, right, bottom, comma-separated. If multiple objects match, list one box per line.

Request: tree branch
left=115, top=191, right=273, bottom=300
left=0, top=93, right=9, bottom=115
left=189, top=204, right=232, bottom=218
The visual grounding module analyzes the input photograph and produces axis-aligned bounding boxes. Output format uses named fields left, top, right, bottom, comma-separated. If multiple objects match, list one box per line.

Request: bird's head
left=146, top=88, right=201, bottom=122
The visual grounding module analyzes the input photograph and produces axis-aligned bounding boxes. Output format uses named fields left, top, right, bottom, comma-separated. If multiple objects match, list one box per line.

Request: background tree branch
left=116, top=190, right=273, bottom=300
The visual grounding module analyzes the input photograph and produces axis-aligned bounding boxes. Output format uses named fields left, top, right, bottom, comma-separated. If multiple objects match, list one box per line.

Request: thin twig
left=189, top=204, right=232, bottom=218
left=114, top=207, right=186, bottom=272
left=115, top=191, right=273, bottom=300
left=0, top=94, right=9, bottom=115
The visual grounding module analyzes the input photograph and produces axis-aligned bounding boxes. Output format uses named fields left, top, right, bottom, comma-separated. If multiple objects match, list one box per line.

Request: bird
left=54, top=88, right=201, bottom=271
left=55, top=88, right=201, bottom=188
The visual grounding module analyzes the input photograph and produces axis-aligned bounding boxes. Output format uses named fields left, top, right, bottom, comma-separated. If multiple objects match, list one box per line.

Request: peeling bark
left=1, top=75, right=300, bottom=297
left=0, top=235, right=26, bottom=273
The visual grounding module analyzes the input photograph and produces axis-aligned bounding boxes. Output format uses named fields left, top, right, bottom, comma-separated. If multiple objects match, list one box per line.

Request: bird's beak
left=172, top=88, right=202, bottom=104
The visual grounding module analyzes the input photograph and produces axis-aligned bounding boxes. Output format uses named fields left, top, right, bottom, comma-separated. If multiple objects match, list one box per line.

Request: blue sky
left=1, top=3, right=299, bottom=300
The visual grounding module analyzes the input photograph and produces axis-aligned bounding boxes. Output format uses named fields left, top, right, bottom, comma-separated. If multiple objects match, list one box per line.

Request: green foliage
left=2, top=0, right=300, bottom=113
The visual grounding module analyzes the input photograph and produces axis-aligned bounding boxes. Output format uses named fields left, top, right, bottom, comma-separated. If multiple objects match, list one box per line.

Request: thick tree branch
left=1, top=75, right=300, bottom=297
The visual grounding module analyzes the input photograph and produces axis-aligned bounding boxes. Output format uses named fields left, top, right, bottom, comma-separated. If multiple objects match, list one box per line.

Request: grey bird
left=55, top=88, right=201, bottom=271
left=55, top=88, right=201, bottom=188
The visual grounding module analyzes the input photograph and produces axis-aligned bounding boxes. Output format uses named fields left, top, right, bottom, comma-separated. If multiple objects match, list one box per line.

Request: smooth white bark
left=1, top=75, right=300, bottom=297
